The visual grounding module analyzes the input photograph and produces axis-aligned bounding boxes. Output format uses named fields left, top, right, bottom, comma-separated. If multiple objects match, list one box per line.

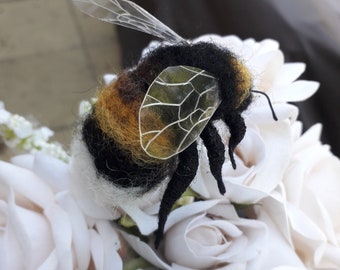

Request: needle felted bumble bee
left=72, top=0, right=277, bottom=248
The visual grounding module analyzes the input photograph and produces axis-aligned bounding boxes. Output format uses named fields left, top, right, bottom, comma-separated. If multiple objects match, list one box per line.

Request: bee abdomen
left=82, top=114, right=177, bottom=191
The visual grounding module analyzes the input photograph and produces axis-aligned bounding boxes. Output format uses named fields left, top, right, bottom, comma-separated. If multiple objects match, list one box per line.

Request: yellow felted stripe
left=230, top=57, right=252, bottom=108
left=94, top=81, right=171, bottom=164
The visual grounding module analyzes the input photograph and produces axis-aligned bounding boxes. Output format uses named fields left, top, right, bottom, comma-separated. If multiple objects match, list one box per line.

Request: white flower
left=0, top=105, right=11, bottom=124
left=7, top=115, right=33, bottom=139
left=122, top=200, right=267, bottom=269
left=0, top=154, right=123, bottom=270
left=79, top=100, right=93, bottom=116
left=0, top=103, right=69, bottom=162
left=103, top=74, right=117, bottom=85
left=186, top=34, right=318, bottom=204
left=163, top=200, right=267, bottom=269
left=282, top=124, right=340, bottom=268
left=192, top=110, right=297, bottom=203
left=122, top=199, right=307, bottom=269
left=79, top=98, right=98, bottom=117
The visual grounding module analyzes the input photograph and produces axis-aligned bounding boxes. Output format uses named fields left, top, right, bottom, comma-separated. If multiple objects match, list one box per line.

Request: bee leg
left=154, top=142, right=199, bottom=249
left=224, top=112, right=246, bottom=169
left=200, top=123, right=226, bottom=195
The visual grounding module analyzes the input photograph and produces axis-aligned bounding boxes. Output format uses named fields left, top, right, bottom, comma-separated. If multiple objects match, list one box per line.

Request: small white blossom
left=0, top=109, right=11, bottom=124
left=103, top=73, right=117, bottom=85
left=7, top=114, right=33, bottom=138
left=78, top=98, right=97, bottom=116
left=79, top=100, right=92, bottom=116
left=0, top=101, right=69, bottom=162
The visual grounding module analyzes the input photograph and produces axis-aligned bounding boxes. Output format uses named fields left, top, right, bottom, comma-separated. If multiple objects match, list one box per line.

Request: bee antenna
left=251, top=90, right=278, bottom=121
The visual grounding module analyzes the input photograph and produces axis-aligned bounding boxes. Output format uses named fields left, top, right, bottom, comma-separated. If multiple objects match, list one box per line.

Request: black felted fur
left=132, top=42, right=251, bottom=111
left=82, top=115, right=177, bottom=193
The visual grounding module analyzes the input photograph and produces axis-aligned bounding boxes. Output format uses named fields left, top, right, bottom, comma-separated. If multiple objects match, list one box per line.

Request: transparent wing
left=72, top=0, right=184, bottom=43
left=139, top=66, right=221, bottom=159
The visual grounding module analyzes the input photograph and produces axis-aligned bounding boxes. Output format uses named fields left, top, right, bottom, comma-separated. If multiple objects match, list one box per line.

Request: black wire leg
left=224, top=112, right=246, bottom=169
left=154, top=142, right=199, bottom=248
left=200, top=123, right=226, bottom=195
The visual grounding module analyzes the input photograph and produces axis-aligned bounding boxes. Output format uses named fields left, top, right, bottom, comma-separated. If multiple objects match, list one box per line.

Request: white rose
left=0, top=153, right=122, bottom=270
left=283, top=124, right=340, bottom=268
left=122, top=198, right=306, bottom=269
left=123, top=200, right=267, bottom=269
left=187, top=34, right=318, bottom=204
left=192, top=105, right=297, bottom=203
left=164, top=200, right=267, bottom=269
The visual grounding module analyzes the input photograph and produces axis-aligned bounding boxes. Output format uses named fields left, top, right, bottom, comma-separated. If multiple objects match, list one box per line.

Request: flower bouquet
left=1, top=1, right=339, bottom=270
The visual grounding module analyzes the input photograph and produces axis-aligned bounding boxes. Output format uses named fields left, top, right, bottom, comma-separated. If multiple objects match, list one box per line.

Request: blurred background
left=0, top=0, right=121, bottom=159
left=0, top=0, right=339, bottom=160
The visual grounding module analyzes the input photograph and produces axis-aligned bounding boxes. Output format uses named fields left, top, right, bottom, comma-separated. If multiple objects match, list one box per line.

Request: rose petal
left=215, top=263, right=247, bottom=270
left=165, top=200, right=221, bottom=231
left=256, top=39, right=280, bottom=55
left=247, top=211, right=305, bottom=269
left=120, top=231, right=171, bottom=270
left=95, top=220, right=122, bottom=269
left=224, top=182, right=269, bottom=204
left=273, top=63, right=306, bottom=87
left=90, top=229, right=105, bottom=269
left=44, top=204, right=73, bottom=270
left=120, top=204, right=158, bottom=235
left=292, top=124, right=322, bottom=153
left=0, top=161, right=54, bottom=208
left=288, top=203, right=325, bottom=241
left=56, top=191, right=91, bottom=270
left=247, top=103, right=298, bottom=125
left=272, top=80, right=319, bottom=102
left=271, top=267, right=306, bottom=270
left=259, top=186, right=291, bottom=244
left=231, top=219, right=267, bottom=261
left=10, top=154, right=34, bottom=169
left=1, top=188, right=54, bottom=269
left=249, top=50, right=284, bottom=92
left=36, top=250, right=58, bottom=270
left=315, top=244, right=340, bottom=267
left=231, top=119, right=293, bottom=197
left=33, top=153, right=69, bottom=192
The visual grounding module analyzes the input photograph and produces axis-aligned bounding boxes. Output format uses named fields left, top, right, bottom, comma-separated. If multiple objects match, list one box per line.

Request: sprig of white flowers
left=78, top=97, right=98, bottom=116
left=0, top=101, right=69, bottom=162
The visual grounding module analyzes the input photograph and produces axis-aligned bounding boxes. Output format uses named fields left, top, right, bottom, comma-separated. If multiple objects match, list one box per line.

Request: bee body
left=72, top=0, right=276, bottom=248
left=82, top=42, right=252, bottom=191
